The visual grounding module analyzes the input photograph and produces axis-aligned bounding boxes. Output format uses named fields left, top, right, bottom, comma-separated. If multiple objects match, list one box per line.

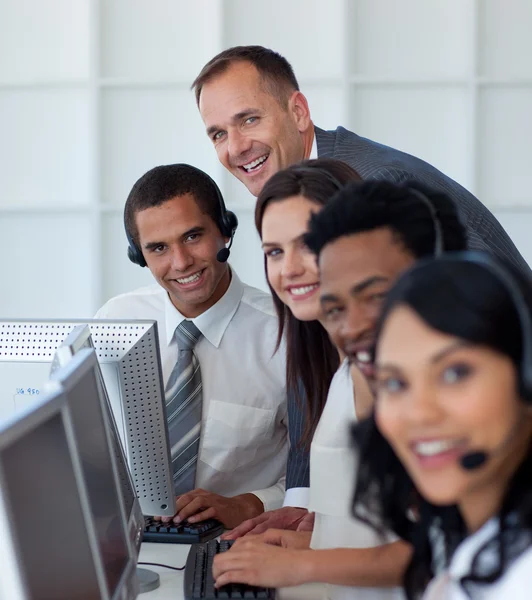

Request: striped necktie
left=165, top=320, right=203, bottom=495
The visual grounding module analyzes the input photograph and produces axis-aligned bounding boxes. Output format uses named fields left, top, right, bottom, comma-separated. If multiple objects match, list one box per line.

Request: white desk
left=138, top=543, right=326, bottom=600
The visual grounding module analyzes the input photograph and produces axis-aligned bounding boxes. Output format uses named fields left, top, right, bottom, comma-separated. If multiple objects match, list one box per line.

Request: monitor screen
left=53, top=325, right=143, bottom=553
left=53, top=350, right=131, bottom=597
left=0, top=392, right=102, bottom=600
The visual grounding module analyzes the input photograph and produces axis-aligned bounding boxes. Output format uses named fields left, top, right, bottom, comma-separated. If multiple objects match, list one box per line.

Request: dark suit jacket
left=315, top=126, right=531, bottom=276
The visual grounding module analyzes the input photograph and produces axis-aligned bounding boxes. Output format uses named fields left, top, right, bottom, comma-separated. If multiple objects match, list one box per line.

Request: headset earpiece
left=125, top=218, right=147, bottom=268
left=445, top=251, right=532, bottom=404
left=407, top=187, right=444, bottom=257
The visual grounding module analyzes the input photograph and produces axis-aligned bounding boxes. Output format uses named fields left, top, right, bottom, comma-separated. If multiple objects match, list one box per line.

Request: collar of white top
left=164, top=267, right=244, bottom=349
left=447, top=517, right=499, bottom=581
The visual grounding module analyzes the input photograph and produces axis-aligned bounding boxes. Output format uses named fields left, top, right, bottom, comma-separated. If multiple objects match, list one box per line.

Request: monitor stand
left=137, top=567, right=160, bottom=594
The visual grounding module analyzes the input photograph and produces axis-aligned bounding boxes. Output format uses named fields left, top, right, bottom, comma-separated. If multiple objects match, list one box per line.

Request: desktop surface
left=139, top=543, right=326, bottom=600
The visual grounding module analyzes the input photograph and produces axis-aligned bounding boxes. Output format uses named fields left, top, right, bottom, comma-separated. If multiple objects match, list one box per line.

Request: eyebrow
left=261, top=233, right=307, bottom=250
left=377, top=340, right=473, bottom=373
left=320, top=275, right=389, bottom=305
left=206, top=108, right=263, bottom=137
left=143, top=226, right=204, bottom=250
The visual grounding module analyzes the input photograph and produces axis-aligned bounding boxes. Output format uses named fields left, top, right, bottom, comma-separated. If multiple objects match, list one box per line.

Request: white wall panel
left=100, top=0, right=221, bottom=80
left=0, top=215, right=93, bottom=318
left=350, top=0, right=473, bottom=78
left=478, top=88, right=532, bottom=207
left=0, top=0, right=90, bottom=82
left=0, top=90, right=91, bottom=207
left=479, top=0, right=532, bottom=77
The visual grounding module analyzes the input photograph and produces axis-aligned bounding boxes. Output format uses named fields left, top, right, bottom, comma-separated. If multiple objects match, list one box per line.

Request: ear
left=288, top=91, right=312, bottom=133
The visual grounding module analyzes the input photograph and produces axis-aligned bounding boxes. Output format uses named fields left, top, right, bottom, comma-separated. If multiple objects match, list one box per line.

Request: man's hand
left=160, top=489, right=264, bottom=530
left=296, top=510, right=315, bottom=532
left=213, top=540, right=311, bottom=589
left=221, top=506, right=308, bottom=540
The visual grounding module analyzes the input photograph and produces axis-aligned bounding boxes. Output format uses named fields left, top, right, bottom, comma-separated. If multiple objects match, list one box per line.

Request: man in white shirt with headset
left=95, top=163, right=288, bottom=529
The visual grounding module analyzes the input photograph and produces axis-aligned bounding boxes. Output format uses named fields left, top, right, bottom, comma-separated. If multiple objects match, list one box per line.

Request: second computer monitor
left=0, top=370, right=137, bottom=599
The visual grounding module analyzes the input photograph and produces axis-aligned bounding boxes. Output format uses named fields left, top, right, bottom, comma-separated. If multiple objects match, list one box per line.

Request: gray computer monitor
left=0, top=319, right=174, bottom=517
left=0, top=378, right=132, bottom=599
left=49, top=348, right=139, bottom=599
left=53, top=325, right=144, bottom=556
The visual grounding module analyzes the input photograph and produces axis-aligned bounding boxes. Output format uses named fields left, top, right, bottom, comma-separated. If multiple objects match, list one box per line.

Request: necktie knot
left=175, top=320, right=201, bottom=351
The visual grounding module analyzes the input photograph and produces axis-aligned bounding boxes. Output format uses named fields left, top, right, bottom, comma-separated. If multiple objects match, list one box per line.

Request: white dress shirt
left=282, top=130, right=318, bottom=511
left=424, top=518, right=532, bottom=599
left=95, top=269, right=289, bottom=511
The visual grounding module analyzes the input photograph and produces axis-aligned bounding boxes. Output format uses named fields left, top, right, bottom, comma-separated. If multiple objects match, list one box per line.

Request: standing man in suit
left=192, top=44, right=529, bottom=276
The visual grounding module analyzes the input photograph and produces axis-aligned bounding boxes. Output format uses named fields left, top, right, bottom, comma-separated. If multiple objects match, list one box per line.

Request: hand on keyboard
left=212, top=536, right=310, bottom=589
left=240, top=528, right=312, bottom=550
left=163, top=488, right=264, bottom=529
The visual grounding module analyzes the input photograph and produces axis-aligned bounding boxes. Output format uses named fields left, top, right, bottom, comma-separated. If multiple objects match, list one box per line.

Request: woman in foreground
left=352, top=251, right=532, bottom=598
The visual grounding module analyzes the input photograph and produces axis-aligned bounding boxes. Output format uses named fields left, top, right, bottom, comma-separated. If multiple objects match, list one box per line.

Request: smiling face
left=318, top=228, right=415, bottom=380
left=261, top=196, right=322, bottom=321
left=136, top=193, right=230, bottom=318
left=375, top=305, right=532, bottom=530
left=198, top=61, right=313, bottom=197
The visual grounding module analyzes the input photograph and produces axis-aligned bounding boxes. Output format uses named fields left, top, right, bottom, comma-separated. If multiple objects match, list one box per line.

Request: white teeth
left=243, top=155, right=268, bottom=171
left=290, top=284, right=318, bottom=296
left=176, top=272, right=202, bottom=284
left=356, top=351, right=372, bottom=363
left=415, top=440, right=459, bottom=457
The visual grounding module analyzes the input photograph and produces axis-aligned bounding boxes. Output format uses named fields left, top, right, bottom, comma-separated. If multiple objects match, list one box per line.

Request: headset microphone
left=460, top=451, right=488, bottom=471
left=216, top=234, right=235, bottom=263
left=459, top=409, right=525, bottom=471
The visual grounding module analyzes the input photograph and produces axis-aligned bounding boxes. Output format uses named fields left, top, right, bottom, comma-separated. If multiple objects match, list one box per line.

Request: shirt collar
left=164, top=268, right=244, bottom=349
left=309, top=132, right=318, bottom=160
left=448, top=518, right=499, bottom=580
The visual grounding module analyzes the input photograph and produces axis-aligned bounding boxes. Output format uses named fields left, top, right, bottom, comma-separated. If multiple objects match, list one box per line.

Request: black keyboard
left=143, top=517, right=224, bottom=544
left=184, top=539, right=275, bottom=599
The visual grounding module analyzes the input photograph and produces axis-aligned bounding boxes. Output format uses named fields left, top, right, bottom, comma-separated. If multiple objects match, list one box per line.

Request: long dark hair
left=352, top=252, right=532, bottom=598
left=255, top=158, right=362, bottom=447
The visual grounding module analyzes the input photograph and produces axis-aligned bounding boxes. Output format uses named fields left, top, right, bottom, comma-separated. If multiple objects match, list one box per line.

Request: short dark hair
left=304, top=180, right=467, bottom=258
left=255, top=159, right=362, bottom=448
left=192, top=45, right=299, bottom=108
left=124, top=164, right=224, bottom=247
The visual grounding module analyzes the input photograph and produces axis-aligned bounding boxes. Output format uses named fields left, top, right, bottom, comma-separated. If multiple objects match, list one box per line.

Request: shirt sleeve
left=250, top=476, right=286, bottom=512
left=283, top=487, right=310, bottom=509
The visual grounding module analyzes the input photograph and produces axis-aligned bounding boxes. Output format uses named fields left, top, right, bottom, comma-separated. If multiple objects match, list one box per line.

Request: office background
left=1, top=0, right=531, bottom=318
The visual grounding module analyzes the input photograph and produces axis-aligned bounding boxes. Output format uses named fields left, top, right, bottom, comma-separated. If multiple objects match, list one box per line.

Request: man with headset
left=95, top=163, right=288, bottom=528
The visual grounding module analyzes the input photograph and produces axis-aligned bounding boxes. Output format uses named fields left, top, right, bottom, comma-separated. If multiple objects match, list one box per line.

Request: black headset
left=407, top=187, right=444, bottom=257
left=450, top=251, right=532, bottom=403
left=125, top=166, right=238, bottom=267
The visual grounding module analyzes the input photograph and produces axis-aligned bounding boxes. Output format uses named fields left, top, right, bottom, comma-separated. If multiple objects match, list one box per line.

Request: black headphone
left=125, top=166, right=238, bottom=267
left=416, top=251, right=532, bottom=403
left=407, top=187, right=444, bottom=257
